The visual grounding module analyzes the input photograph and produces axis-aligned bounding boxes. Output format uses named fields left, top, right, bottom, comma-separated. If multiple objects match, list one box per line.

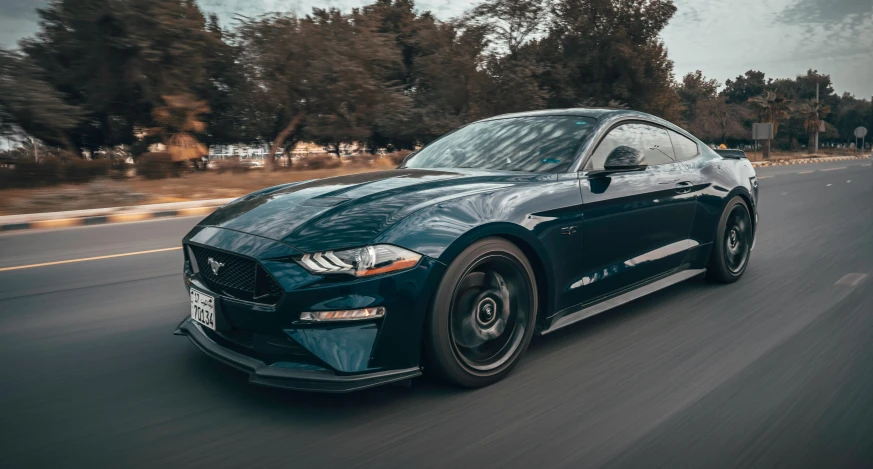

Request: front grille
left=188, top=245, right=283, bottom=304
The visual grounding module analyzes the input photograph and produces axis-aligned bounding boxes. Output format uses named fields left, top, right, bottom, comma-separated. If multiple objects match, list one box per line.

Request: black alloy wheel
left=707, top=196, right=753, bottom=283
left=426, top=238, right=538, bottom=387
left=724, top=203, right=751, bottom=274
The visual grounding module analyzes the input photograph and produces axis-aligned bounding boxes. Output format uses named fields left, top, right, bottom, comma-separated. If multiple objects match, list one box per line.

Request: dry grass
left=0, top=158, right=397, bottom=216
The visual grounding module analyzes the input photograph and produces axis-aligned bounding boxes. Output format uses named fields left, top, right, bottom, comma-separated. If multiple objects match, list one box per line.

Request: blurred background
left=1, top=1, right=873, bottom=468
left=0, top=0, right=871, bottom=214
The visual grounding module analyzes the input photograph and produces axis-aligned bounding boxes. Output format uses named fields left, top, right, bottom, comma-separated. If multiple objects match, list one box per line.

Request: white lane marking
left=820, top=167, right=847, bottom=172
left=847, top=180, right=851, bottom=183
left=826, top=184, right=832, bottom=187
left=757, top=176, right=773, bottom=179
left=835, top=273, right=868, bottom=288
left=781, top=192, right=788, bottom=195
left=798, top=170, right=814, bottom=174
left=0, top=247, right=182, bottom=272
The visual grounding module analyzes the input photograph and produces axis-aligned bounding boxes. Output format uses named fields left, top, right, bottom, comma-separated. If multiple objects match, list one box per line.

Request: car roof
left=479, top=108, right=639, bottom=122
left=478, top=108, right=695, bottom=140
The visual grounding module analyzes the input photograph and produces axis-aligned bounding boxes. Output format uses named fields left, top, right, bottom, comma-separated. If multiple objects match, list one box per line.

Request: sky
left=1, top=0, right=871, bottom=97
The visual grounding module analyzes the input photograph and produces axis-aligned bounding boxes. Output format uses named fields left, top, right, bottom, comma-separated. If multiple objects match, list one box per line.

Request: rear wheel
left=425, top=238, right=537, bottom=388
left=706, top=196, right=753, bottom=283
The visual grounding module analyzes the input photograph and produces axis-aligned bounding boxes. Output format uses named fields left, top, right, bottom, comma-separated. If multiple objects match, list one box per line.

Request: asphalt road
left=1, top=159, right=872, bottom=468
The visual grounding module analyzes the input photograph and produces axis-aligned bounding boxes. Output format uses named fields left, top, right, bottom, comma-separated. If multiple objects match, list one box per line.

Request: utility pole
left=813, top=83, right=820, bottom=154
left=30, top=136, right=38, bottom=162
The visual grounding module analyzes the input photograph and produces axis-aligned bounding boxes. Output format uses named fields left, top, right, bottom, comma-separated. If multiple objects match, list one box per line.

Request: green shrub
left=64, top=159, right=110, bottom=184
left=109, top=162, right=132, bottom=180
left=12, top=158, right=62, bottom=187
left=0, top=167, right=16, bottom=188
left=137, top=152, right=180, bottom=180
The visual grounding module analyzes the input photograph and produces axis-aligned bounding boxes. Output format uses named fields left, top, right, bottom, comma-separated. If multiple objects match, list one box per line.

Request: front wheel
left=425, top=238, right=538, bottom=388
left=706, top=196, right=753, bottom=283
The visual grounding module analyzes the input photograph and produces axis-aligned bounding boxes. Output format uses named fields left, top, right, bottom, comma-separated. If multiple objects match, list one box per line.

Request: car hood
left=198, top=168, right=538, bottom=253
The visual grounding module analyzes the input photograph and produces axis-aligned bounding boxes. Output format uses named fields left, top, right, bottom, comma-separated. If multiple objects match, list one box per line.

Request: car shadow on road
left=527, top=277, right=721, bottom=354
left=178, top=276, right=727, bottom=420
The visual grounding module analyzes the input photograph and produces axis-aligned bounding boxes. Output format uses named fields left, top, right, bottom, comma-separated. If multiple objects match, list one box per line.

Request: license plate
left=190, top=289, right=216, bottom=330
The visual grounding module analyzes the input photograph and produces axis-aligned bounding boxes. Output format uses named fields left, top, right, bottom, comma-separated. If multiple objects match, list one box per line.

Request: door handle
left=675, top=181, right=693, bottom=194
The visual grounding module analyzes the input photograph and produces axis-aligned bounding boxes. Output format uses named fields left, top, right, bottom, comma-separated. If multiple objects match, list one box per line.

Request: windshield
left=403, top=116, right=597, bottom=173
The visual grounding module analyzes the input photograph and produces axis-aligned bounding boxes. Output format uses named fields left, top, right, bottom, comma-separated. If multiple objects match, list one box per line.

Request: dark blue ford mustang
left=176, top=109, right=758, bottom=392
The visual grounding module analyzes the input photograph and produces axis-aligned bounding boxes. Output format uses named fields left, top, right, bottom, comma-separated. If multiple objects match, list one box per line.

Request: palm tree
left=794, top=99, right=830, bottom=154
left=151, top=94, right=210, bottom=164
left=747, top=90, right=792, bottom=158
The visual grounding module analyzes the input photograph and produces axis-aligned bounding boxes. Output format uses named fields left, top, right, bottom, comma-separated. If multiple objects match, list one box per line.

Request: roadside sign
left=855, top=127, right=867, bottom=139
left=752, top=123, right=774, bottom=140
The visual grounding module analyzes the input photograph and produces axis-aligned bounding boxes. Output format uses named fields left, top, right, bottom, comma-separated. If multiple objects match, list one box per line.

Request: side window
left=585, top=123, right=677, bottom=170
left=668, top=130, right=700, bottom=161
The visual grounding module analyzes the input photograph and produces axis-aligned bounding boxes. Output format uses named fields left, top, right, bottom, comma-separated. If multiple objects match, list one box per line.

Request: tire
left=706, top=196, right=753, bottom=283
left=425, top=238, right=538, bottom=388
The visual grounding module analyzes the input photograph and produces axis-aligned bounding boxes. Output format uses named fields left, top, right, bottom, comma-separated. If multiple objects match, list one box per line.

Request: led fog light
left=300, top=307, right=386, bottom=322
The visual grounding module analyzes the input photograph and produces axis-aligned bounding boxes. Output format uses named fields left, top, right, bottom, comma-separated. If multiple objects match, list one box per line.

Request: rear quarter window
left=669, top=130, right=700, bottom=161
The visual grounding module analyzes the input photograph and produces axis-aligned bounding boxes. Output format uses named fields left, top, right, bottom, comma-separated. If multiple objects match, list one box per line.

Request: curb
left=751, top=155, right=870, bottom=167
left=0, top=199, right=233, bottom=233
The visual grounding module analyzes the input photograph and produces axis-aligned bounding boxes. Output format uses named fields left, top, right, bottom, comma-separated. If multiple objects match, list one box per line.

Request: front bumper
left=177, top=226, right=445, bottom=392
left=175, top=318, right=421, bottom=392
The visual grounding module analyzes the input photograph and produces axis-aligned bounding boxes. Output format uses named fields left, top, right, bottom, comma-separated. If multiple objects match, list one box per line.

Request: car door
left=575, top=122, right=697, bottom=303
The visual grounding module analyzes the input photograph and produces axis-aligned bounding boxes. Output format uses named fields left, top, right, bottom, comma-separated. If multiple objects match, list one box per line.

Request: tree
left=675, top=70, right=719, bottom=125
left=0, top=49, right=81, bottom=153
left=235, top=8, right=409, bottom=167
left=466, top=0, right=548, bottom=56
left=358, top=2, right=494, bottom=144
left=537, top=0, right=681, bottom=121
left=721, top=70, right=769, bottom=105
left=198, top=14, right=248, bottom=147
left=150, top=94, right=210, bottom=163
left=407, top=21, right=493, bottom=140
left=691, top=96, right=749, bottom=144
left=304, top=8, right=410, bottom=156
left=794, top=99, right=830, bottom=153
left=748, top=90, right=792, bottom=158
left=462, top=0, right=548, bottom=116
left=772, top=70, right=836, bottom=150
left=360, top=1, right=512, bottom=145
left=21, top=0, right=216, bottom=155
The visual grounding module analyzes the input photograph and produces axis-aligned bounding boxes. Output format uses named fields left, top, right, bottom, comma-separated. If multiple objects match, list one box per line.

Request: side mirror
left=603, top=145, right=647, bottom=171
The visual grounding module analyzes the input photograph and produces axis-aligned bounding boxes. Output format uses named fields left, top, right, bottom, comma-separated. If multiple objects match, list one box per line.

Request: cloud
left=0, top=0, right=45, bottom=18
left=664, top=0, right=873, bottom=96
left=0, top=0, right=47, bottom=48
left=197, top=0, right=472, bottom=23
left=780, top=0, right=872, bottom=24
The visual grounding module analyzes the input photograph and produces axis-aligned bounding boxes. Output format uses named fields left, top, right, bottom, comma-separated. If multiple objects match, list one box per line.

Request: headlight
left=297, top=245, right=422, bottom=277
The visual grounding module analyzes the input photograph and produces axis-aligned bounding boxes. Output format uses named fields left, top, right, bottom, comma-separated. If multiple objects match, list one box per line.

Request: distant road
left=1, top=158, right=871, bottom=468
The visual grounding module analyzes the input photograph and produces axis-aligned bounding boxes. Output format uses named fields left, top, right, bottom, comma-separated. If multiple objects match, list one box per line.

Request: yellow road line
left=0, top=247, right=182, bottom=272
